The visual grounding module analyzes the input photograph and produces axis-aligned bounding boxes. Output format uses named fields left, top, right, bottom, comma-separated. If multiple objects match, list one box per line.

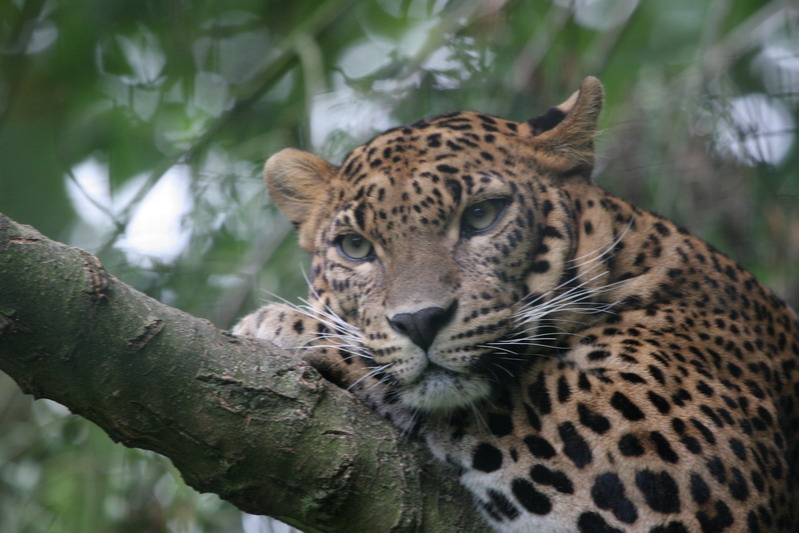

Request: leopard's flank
left=235, top=77, right=799, bottom=532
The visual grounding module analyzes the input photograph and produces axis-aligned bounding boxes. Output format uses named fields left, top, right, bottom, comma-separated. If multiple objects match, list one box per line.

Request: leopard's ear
left=526, top=77, right=604, bottom=178
left=264, top=148, right=335, bottom=250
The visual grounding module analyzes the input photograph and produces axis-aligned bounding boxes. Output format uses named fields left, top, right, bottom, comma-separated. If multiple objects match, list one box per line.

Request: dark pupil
left=470, top=206, right=485, bottom=219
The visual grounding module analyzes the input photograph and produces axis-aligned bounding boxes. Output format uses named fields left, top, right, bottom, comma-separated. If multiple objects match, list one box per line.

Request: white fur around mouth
left=399, top=366, right=492, bottom=411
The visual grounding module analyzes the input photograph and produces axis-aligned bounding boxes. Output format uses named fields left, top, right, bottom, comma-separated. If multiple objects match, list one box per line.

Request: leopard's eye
left=336, top=234, right=375, bottom=261
left=461, top=199, right=507, bottom=235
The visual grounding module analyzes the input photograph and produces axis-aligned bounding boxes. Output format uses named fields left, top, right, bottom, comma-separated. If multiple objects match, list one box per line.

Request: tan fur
left=264, top=148, right=335, bottom=251
left=237, top=78, right=799, bottom=532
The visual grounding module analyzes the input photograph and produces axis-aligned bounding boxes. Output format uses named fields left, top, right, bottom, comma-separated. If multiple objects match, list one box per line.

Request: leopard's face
left=314, top=148, right=563, bottom=409
left=265, top=99, right=602, bottom=411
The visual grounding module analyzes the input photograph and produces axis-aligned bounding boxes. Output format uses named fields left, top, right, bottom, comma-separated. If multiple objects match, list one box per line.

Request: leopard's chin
left=397, top=366, right=492, bottom=411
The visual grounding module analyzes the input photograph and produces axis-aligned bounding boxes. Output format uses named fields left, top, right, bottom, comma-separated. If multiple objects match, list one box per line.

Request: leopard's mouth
left=397, top=362, right=493, bottom=411
left=398, top=332, right=548, bottom=411
left=373, top=328, right=532, bottom=411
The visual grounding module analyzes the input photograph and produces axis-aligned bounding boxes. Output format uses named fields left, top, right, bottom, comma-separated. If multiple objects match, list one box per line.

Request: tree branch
left=0, top=213, right=484, bottom=532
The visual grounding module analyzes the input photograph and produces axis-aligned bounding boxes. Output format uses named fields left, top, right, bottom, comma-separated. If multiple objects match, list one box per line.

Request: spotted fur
left=235, top=78, right=799, bottom=532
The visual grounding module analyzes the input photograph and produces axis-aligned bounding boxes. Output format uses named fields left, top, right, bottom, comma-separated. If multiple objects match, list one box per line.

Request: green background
left=1, top=0, right=797, bottom=531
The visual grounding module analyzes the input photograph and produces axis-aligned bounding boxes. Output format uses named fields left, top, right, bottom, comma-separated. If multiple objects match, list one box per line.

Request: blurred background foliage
left=0, top=0, right=797, bottom=531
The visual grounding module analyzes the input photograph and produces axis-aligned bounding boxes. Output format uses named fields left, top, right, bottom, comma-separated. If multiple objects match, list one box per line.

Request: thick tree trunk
left=0, top=213, right=485, bottom=533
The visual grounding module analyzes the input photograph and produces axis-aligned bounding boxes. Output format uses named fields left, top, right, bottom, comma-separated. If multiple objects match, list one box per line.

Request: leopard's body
left=235, top=78, right=799, bottom=532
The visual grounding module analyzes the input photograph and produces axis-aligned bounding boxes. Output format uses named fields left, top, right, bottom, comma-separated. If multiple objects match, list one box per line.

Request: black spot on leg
left=577, top=512, right=624, bottom=533
left=557, top=375, right=571, bottom=403
left=479, top=500, right=503, bottom=524
left=530, top=464, right=574, bottom=494
left=689, top=473, right=710, bottom=504
left=647, top=391, right=671, bottom=414
left=524, top=404, right=542, bottom=431
left=611, top=392, right=645, bottom=420
left=511, top=478, right=552, bottom=515
left=728, top=467, right=749, bottom=501
left=524, top=435, right=556, bottom=459
left=558, top=421, right=592, bottom=468
left=619, top=434, right=645, bottom=456
left=473, top=443, right=502, bottom=472
left=650, top=522, right=690, bottom=533
left=528, top=373, right=552, bottom=414
left=487, top=412, right=514, bottom=437
left=591, top=473, right=639, bottom=524
left=486, top=489, right=520, bottom=520
left=728, top=438, right=746, bottom=461
left=705, top=457, right=726, bottom=483
left=696, top=501, right=734, bottom=532
left=650, top=431, right=679, bottom=463
left=588, top=349, right=611, bottom=361
left=578, top=403, right=611, bottom=434
left=635, top=470, right=680, bottom=514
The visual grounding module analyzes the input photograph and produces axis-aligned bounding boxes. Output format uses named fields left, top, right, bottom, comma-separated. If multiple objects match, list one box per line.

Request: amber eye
left=336, top=234, right=375, bottom=261
left=461, top=199, right=507, bottom=235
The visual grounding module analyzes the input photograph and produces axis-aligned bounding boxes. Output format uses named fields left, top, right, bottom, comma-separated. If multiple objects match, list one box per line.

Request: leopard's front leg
left=234, top=303, right=416, bottom=430
left=233, top=303, right=375, bottom=396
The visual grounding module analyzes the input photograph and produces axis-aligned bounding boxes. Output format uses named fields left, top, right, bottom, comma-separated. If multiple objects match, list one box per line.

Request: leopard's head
left=265, top=78, right=605, bottom=411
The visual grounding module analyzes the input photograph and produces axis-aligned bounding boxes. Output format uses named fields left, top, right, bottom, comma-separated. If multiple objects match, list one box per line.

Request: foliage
left=0, top=0, right=796, bottom=531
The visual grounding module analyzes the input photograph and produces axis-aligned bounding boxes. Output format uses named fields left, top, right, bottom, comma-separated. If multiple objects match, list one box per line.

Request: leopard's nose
left=388, top=301, right=457, bottom=351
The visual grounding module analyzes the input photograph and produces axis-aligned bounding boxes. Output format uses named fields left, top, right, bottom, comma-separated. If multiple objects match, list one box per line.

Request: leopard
left=234, top=77, right=799, bottom=532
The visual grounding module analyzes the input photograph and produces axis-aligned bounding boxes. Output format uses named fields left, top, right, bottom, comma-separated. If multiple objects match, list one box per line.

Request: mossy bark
left=0, top=213, right=486, bottom=533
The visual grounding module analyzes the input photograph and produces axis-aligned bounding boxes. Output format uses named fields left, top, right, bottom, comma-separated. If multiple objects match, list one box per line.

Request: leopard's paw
left=233, top=303, right=361, bottom=380
left=235, top=303, right=414, bottom=430
left=233, top=303, right=318, bottom=360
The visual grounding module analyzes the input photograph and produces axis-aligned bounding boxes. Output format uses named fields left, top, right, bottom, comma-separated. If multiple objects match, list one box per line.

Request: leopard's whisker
left=346, top=364, right=391, bottom=392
